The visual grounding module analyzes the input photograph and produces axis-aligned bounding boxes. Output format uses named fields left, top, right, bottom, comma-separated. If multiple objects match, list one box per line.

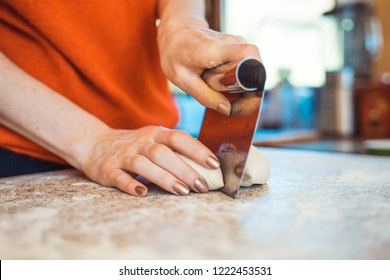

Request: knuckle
left=170, top=67, right=190, bottom=88
left=226, top=35, right=246, bottom=44
left=144, top=125, right=167, bottom=138
left=242, top=44, right=260, bottom=57
left=100, top=163, right=113, bottom=177
left=128, top=155, right=144, bottom=172
left=148, top=143, right=165, bottom=160
left=106, top=168, right=119, bottom=182
left=166, top=130, right=185, bottom=146
left=142, top=125, right=159, bottom=134
left=236, top=35, right=247, bottom=43
left=94, top=166, right=120, bottom=187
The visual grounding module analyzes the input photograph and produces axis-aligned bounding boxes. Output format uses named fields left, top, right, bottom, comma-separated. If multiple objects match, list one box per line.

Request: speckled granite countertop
left=1, top=148, right=389, bottom=259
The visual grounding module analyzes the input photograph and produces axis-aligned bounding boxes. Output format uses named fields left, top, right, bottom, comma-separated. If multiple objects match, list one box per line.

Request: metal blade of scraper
left=198, top=58, right=266, bottom=197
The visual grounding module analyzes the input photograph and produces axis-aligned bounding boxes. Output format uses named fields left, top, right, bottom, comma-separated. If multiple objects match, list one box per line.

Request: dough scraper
left=198, top=58, right=266, bottom=197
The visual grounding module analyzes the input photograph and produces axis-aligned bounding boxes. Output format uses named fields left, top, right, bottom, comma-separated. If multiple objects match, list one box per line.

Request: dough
left=177, top=145, right=270, bottom=191
left=177, top=153, right=224, bottom=190
left=241, top=145, right=270, bottom=187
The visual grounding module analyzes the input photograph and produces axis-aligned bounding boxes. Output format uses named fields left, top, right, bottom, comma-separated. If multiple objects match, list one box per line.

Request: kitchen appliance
left=323, top=0, right=383, bottom=80
left=198, top=58, right=266, bottom=197
left=319, top=67, right=355, bottom=137
left=320, top=0, right=383, bottom=137
left=355, top=82, right=390, bottom=139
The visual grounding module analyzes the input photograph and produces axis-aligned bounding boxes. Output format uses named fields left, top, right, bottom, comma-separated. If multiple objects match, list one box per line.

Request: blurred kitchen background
left=173, top=0, right=390, bottom=156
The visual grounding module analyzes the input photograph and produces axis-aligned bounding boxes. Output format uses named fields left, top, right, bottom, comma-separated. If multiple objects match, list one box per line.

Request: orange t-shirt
left=0, top=0, right=179, bottom=164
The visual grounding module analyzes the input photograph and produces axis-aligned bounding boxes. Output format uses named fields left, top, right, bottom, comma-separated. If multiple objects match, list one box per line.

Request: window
left=175, top=0, right=337, bottom=134
left=222, top=0, right=337, bottom=88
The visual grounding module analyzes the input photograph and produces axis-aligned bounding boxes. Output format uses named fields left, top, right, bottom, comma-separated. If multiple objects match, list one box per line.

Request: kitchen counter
left=1, top=148, right=389, bottom=259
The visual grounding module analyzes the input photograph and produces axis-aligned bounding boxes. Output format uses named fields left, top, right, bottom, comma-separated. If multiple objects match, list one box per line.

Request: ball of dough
left=177, top=145, right=270, bottom=191
left=177, top=153, right=224, bottom=190
left=241, top=145, right=270, bottom=187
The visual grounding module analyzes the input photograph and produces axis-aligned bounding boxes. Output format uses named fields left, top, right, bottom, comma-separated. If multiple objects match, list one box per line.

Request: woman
left=0, top=0, right=261, bottom=197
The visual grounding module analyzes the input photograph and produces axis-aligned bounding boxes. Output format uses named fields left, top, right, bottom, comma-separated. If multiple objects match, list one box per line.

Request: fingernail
left=216, top=103, right=230, bottom=116
left=172, top=182, right=190, bottom=196
left=135, top=185, right=148, bottom=197
left=206, top=156, right=220, bottom=169
left=194, top=178, right=208, bottom=193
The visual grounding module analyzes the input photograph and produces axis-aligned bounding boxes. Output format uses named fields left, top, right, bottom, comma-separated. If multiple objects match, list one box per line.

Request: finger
left=202, top=28, right=247, bottom=44
left=219, top=43, right=262, bottom=63
left=156, top=129, right=221, bottom=170
left=179, top=71, right=232, bottom=116
left=141, top=143, right=208, bottom=193
left=203, top=43, right=262, bottom=67
left=125, top=155, right=190, bottom=196
left=217, top=33, right=247, bottom=44
left=107, top=168, right=148, bottom=197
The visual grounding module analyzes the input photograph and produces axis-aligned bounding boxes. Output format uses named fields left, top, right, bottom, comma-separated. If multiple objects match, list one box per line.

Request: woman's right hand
left=79, top=126, right=221, bottom=197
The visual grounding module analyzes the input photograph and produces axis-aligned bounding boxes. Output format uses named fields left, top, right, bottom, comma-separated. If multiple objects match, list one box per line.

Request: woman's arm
left=0, top=52, right=104, bottom=168
left=0, top=52, right=219, bottom=196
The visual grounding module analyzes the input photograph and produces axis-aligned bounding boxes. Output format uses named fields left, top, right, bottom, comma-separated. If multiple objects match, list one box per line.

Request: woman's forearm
left=0, top=51, right=109, bottom=168
left=158, top=0, right=208, bottom=26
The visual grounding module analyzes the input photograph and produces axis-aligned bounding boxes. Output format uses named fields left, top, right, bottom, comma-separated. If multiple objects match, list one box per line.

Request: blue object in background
left=174, top=94, right=205, bottom=137
left=174, top=86, right=316, bottom=139
left=259, top=86, right=316, bottom=130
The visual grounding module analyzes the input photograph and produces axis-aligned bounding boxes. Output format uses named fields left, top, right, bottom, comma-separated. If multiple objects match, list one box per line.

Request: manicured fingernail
left=172, top=182, right=190, bottom=196
left=216, top=103, right=230, bottom=116
left=135, top=185, right=148, bottom=197
left=206, top=156, right=220, bottom=169
left=194, top=178, right=208, bottom=193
